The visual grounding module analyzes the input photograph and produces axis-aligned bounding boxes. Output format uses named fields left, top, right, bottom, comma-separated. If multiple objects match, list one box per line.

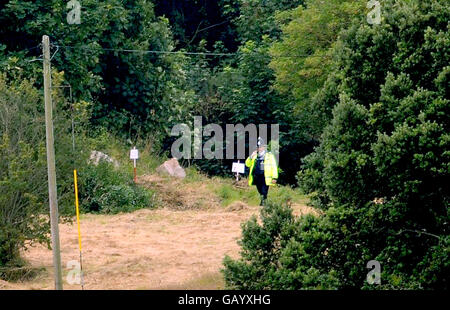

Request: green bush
left=78, top=161, right=155, bottom=214
left=223, top=200, right=449, bottom=289
left=222, top=201, right=341, bottom=289
left=0, top=138, right=49, bottom=269
left=227, top=0, right=449, bottom=290
left=298, top=0, right=449, bottom=289
left=0, top=68, right=90, bottom=277
left=99, top=185, right=153, bottom=214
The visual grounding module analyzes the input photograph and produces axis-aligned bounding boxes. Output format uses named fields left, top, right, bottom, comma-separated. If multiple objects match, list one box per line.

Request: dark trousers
left=254, top=174, right=269, bottom=199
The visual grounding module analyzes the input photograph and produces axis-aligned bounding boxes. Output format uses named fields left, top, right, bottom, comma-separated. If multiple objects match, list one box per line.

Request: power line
left=54, top=44, right=236, bottom=57
left=2, top=43, right=329, bottom=59
left=52, top=44, right=330, bottom=58
left=25, top=45, right=42, bottom=52
left=6, top=45, right=41, bottom=54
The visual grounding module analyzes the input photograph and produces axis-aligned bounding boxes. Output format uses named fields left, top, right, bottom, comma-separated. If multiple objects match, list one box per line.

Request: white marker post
left=232, top=160, right=245, bottom=182
left=130, top=147, right=139, bottom=183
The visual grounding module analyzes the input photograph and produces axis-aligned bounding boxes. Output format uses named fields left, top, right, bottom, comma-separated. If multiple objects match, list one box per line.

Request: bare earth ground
left=0, top=174, right=317, bottom=290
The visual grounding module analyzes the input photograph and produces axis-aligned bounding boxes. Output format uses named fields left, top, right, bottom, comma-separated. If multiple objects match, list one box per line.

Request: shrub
left=227, top=0, right=449, bottom=290
left=78, top=161, right=155, bottom=214
left=297, top=0, right=450, bottom=289
left=222, top=201, right=341, bottom=289
left=223, top=199, right=449, bottom=289
left=0, top=70, right=83, bottom=276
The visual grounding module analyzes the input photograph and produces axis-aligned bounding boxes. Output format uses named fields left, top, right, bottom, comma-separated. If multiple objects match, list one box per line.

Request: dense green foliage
left=1, top=0, right=190, bottom=138
left=0, top=0, right=448, bottom=289
left=0, top=74, right=48, bottom=270
left=269, top=0, right=366, bottom=138
left=224, top=0, right=449, bottom=289
left=0, top=70, right=84, bottom=275
left=78, top=161, right=155, bottom=214
left=168, top=0, right=309, bottom=183
left=154, top=0, right=240, bottom=52
left=0, top=67, right=154, bottom=275
left=223, top=202, right=340, bottom=289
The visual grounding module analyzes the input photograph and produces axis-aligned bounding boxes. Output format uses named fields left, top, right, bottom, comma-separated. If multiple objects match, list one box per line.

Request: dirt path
left=0, top=175, right=317, bottom=290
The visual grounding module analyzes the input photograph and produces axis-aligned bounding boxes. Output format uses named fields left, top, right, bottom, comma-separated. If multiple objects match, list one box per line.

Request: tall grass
left=211, top=179, right=307, bottom=207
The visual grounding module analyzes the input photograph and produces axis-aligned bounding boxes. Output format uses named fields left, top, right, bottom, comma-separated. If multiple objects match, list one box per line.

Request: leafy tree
left=0, top=67, right=87, bottom=277
left=269, top=0, right=366, bottom=138
left=0, top=73, right=46, bottom=271
left=300, top=0, right=449, bottom=210
left=0, top=0, right=190, bottom=140
left=223, top=202, right=340, bottom=289
left=154, top=0, right=240, bottom=52
left=299, top=0, right=450, bottom=288
left=164, top=0, right=308, bottom=183
left=235, top=0, right=305, bottom=43
left=221, top=0, right=309, bottom=184
left=226, top=0, right=449, bottom=289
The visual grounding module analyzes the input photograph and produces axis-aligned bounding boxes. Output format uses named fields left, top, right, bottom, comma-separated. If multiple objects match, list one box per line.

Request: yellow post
left=73, top=169, right=82, bottom=252
left=73, top=169, right=84, bottom=289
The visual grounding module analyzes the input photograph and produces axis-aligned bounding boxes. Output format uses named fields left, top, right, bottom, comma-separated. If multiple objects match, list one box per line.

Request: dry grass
left=1, top=173, right=318, bottom=290
left=137, top=174, right=221, bottom=210
left=2, top=207, right=257, bottom=290
left=157, top=272, right=225, bottom=290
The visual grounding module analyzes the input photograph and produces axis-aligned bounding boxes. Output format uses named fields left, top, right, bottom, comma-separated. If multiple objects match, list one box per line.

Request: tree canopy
left=0, top=0, right=448, bottom=289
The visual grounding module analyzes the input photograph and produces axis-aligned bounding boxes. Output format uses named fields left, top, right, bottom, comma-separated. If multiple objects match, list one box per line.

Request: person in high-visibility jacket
left=245, top=137, right=278, bottom=206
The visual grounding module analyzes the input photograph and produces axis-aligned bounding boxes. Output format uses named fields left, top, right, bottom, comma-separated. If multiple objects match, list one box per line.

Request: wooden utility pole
left=42, top=35, right=63, bottom=290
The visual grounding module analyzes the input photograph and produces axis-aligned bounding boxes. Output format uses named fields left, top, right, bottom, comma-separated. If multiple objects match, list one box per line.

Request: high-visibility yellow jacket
left=245, top=152, right=278, bottom=186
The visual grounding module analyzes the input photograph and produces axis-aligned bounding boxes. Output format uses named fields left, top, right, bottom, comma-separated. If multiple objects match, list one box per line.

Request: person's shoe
left=260, top=198, right=266, bottom=206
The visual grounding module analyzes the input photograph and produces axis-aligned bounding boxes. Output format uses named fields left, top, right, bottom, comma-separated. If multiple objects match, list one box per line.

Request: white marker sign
left=130, top=148, right=139, bottom=160
left=232, top=162, right=245, bottom=174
